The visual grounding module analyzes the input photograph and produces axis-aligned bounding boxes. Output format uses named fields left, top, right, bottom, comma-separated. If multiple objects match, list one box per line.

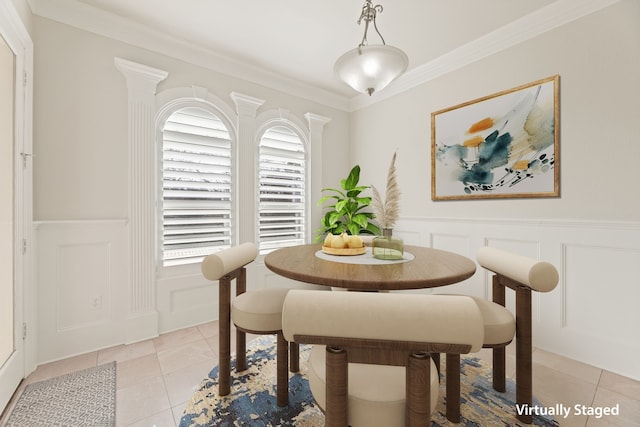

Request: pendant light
left=334, top=0, right=409, bottom=96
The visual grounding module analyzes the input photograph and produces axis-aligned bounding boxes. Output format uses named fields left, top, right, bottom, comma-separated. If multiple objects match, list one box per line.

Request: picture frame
left=431, top=75, right=560, bottom=200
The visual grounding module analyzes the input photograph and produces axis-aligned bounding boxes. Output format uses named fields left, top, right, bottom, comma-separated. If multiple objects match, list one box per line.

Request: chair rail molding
left=115, top=57, right=168, bottom=343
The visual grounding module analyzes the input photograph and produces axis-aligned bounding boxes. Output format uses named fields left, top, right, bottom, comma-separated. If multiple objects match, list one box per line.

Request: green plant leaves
left=316, top=164, right=379, bottom=240
left=334, top=199, right=348, bottom=213
left=341, top=165, right=361, bottom=191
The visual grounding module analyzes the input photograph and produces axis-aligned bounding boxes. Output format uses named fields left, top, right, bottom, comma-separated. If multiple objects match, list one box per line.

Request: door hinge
left=23, top=71, right=28, bottom=87
left=20, top=152, right=32, bottom=169
left=22, top=323, right=27, bottom=340
left=23, top=238, right=27, bottom=254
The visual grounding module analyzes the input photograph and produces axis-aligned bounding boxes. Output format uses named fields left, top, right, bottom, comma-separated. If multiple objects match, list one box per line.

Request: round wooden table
left=264, top=243, right=476, bottom=291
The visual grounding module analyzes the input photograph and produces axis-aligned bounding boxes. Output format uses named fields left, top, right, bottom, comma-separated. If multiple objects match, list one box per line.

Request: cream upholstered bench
left=201, top=243, right=299, bottom=407
left=282, top=290, right=484, bottom=427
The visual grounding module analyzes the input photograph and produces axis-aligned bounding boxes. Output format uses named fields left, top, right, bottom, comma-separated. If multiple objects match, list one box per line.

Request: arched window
left=161, top=107, right=233, bottom=266
left=258, top=125, right=306, bottom=254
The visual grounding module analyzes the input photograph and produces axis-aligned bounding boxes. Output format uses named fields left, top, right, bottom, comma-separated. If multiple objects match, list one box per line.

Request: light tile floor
left=1, top=321, right=638, bottom=426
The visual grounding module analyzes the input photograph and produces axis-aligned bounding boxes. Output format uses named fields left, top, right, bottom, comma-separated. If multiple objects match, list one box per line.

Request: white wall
left=32, top=16, right=350, bottom=363
left=350, top=0, right=640, bottom=379
left=352, top=1, right=640, bottom=222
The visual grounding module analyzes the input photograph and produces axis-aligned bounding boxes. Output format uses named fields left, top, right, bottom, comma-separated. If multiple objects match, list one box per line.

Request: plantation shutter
left=258, top=126, right=306, bottom=254
left=162, top=107, right=233, bottom=266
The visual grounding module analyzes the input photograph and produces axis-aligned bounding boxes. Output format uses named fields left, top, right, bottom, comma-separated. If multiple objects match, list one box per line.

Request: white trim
left=230, top=92, right=265, bottom=245
left=28, top=0, right=621, bottom=112
left=349, top=0, right=623, bottom=110
left=28, top=0, right=349, bottom=111
left=34, top=219, right=128, bottom=227
left=0, top=0, right=34, bottom=409
left=155, top=90, right=237, bottom=271
left=304, top=113, right=331, bottom=243
left=115, top=57, right=167, bottom=342
left=254, top=113, right=310, bottom=250
left=401, top=216, right=640, bottom=232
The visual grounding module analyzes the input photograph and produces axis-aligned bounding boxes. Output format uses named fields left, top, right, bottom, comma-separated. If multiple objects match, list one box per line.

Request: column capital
left=304, top=112, right=332, bottom=132
left=230, top=92, right=265, bottom=117
left=114, top=57, right=168, bottom=94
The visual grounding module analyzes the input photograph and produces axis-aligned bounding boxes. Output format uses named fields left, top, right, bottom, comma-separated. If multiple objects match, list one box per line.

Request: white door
left=0, top=20, right=27, bottom=412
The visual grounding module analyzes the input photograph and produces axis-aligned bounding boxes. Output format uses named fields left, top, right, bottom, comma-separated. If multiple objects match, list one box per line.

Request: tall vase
left=372, top=228, right=404, bottom=260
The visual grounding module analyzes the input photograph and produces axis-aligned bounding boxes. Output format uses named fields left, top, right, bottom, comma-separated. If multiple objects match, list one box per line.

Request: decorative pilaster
left=230, top=92, right=265, bottom=244
left=305, top=113, right=331, bottom=241
left=115, top=57, right=168, bottom=342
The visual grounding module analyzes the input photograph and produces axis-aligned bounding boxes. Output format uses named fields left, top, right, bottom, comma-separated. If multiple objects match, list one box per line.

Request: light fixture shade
left=334, top=44, right=409, bottom=95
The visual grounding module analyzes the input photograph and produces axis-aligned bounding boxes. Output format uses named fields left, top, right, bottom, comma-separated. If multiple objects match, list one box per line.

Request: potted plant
left=315, top=165, right=381, bottom=242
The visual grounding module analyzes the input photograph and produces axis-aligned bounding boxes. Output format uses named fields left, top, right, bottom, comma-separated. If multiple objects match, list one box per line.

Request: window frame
left=155, top=96, right=237, bottom=273
left=255, top=118, right=311, bottom=254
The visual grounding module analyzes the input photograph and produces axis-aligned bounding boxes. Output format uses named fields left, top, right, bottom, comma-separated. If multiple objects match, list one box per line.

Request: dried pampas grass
left=371, top=152, right=400, bottom=230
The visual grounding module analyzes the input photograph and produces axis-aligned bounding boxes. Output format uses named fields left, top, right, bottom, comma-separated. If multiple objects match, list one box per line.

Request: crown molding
left=28, top=0, right=621, bottom=113
left=27, top=0, right=351, bottom=111
left=349, top=0, right=623, bottom=111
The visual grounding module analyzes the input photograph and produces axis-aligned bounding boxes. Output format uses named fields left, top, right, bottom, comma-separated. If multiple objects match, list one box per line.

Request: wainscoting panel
left=563, top=243, right=640, bottom=342
left=35, top=220, right=129, bottom=364
left=33, top=217, right=640, bottom=380
left=155, top=258, right=314, bottom=334
left=395, top=217, right=640, bottom=380
left=56, top=241, right=112, bottom=330
left=156, top=272, right=217, bottom=333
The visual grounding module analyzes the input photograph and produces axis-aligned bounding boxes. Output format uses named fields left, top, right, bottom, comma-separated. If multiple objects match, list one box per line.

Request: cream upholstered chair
left=438, top=248, right=559, bottom=423
left=282, top=290, right=484, bottom=427
left=201, top=243, right=299, bottom=407
left=473, top=246, right=559, bottom=424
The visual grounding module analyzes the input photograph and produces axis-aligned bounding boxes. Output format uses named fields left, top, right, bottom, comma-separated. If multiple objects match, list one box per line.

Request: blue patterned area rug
left=180, top=336, right=558, bottom=426
left=6, top=362, right=116, bottom=427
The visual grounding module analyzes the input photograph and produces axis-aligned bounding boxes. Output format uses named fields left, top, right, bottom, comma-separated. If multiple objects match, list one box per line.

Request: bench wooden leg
left=325, top=347, right=348, bottom=427
left=406, top=353, right=431, bottom=427
left=431, top=352, right=441, bottom=376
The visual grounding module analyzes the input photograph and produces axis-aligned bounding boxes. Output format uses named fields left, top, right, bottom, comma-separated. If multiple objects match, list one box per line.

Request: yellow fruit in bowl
left=331, top=236, right=346, bottom=249
left=348, top=235, right=363, bottom=248
left=323, top=233, right=334, bottom=247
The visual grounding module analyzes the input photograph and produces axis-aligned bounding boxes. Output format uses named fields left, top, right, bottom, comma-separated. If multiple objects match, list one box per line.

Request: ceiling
left=42, top=0, right=559, bottom=100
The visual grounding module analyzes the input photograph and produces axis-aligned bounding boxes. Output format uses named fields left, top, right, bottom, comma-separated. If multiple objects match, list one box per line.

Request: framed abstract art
left=431, top=75, right=559, bottom=200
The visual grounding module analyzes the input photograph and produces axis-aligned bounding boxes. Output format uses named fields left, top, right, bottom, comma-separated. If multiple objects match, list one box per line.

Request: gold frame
left=431, top=75, right=560, bottom=200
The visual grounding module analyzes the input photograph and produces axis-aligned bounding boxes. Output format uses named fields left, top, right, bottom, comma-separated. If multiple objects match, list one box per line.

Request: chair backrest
left=282, top=290, right=484, bottom=354
left=283, top=290, right=483, bottom=427
left=477, top=246, right=559, bottom=292
left=201, top=242, right=258, bottom=281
